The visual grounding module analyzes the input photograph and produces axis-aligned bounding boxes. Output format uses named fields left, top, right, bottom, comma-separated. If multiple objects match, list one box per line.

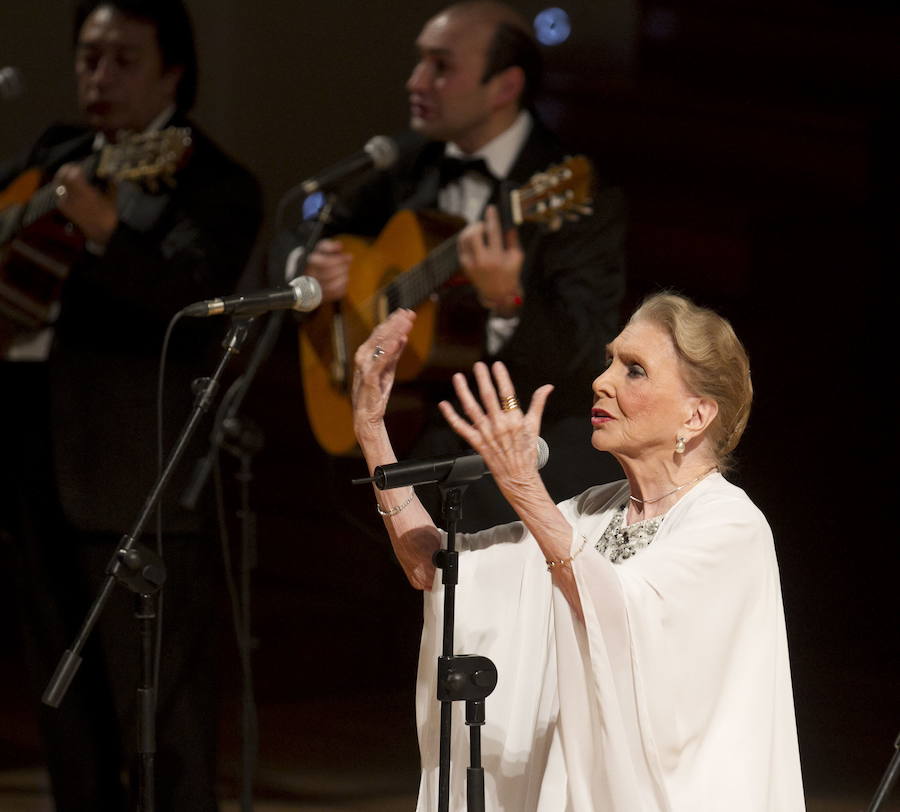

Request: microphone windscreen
left=290, top=275, right=323, bottom=312
left=366, top=131, right=424, bottom=172
left=364, top=135, right=399, bottom=170
left=536, top=436, right=550, bottom=470
left=0, top=66, right=24, bottom=100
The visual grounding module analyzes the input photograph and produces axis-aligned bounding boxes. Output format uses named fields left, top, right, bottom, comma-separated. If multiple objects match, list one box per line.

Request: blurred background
left=1, top=0, right=897, bottom=809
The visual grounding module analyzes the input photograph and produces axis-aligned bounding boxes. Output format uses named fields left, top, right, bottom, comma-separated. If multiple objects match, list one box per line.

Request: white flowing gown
left=414, top=474, right=805, bottom=811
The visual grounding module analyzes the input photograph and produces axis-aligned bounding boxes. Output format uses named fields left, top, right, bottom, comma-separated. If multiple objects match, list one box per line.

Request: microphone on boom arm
left=353, top=437, right=551, bottom=490
left=182, top=276, right=322, bottom=318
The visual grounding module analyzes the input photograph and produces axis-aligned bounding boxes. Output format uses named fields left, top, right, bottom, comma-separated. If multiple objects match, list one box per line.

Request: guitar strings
left=353, top=233, right=459, bottom=316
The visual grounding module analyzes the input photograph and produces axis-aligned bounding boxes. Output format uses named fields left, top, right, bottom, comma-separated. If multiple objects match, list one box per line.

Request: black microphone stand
left=352, top=456, right=499, bottom=811
left=865, top=729, right=900, bottom=812
left=41, top=317, right=254, bottom=812
left=431, top=459, right=498, bottom=812
left=178, top=191, right=336, bottom=812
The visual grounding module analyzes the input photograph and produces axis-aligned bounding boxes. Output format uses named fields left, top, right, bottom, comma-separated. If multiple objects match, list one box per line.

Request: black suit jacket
left=1, top=118, right=263, bottom=533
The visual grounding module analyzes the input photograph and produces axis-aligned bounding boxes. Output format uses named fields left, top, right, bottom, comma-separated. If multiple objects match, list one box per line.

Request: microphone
left=300, top=135, right=400, bottom=195
left=182, top=275, right=322, bottom=318
left=0, top=66, right=24, bottom=101
left=355, top=437, right=550, bottom=490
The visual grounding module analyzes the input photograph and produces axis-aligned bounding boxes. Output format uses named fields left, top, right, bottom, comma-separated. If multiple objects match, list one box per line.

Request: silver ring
left=55, top=184, right=68, bottom=200
left=372, top=345, right=385, bottom=360
left=500, top=395, right=520, bottom=412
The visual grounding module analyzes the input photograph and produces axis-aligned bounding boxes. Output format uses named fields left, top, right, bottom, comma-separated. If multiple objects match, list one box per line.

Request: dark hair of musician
left=73, top=0, right=198, bottom=112
left=482, top=20, right=543, bottom=110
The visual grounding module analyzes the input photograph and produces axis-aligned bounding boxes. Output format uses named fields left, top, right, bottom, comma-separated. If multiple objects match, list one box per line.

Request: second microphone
left=358, top=437, right=550, bottom=490
left=182, top=275, right=322, bottom=318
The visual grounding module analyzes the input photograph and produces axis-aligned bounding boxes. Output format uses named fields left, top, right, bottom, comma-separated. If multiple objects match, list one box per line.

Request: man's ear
left=489, top=65, right=525, bottom=110
left=161, top=65, right=184, bottom=103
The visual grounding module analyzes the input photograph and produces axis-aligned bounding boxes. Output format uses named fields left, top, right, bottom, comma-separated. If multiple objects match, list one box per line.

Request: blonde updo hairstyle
left=628, top=292, right=753, bottom=473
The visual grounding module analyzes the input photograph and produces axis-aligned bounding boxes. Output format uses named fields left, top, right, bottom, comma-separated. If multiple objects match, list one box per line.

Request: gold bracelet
left=376, top=491, right=414, bottom=517
left=546, top=535, right=588, bottom=572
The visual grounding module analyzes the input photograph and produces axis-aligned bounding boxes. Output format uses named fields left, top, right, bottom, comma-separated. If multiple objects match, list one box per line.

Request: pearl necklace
left=628, top=467, right=718, bottom=505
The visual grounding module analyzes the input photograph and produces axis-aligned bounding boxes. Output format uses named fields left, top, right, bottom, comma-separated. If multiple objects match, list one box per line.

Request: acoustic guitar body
left=0, top=168, right=84, bottom=351
left=299, top=208, right=472, bottom=457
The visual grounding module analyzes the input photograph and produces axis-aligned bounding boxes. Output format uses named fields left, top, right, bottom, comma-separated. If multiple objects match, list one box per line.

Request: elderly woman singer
left=352, top=294, right=805, bottom=811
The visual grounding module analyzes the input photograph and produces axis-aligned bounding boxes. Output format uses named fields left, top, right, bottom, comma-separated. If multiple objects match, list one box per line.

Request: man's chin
left=84, top=112, right=120, bottom=136
left=409, top=117, right=446, bottom=142
left=83, top=106, right=143, bottom=139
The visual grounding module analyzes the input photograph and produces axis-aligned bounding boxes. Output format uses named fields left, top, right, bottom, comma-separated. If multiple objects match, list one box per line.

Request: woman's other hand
left=441, top=362, right=585, bottom=619
left=351, top=308, right=440, bottom=591
left=352, top=308, right=416, bottom=438
left=438, top=361, right=553, bottom=494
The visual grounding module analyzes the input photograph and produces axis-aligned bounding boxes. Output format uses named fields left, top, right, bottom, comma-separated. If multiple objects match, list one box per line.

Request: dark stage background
left=1, top=0, right=898, bottom=808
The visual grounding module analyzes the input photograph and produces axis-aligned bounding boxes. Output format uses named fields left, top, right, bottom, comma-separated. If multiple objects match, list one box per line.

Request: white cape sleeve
left=565, top=475, right=805, bottom=811
left=415, top=519, right=564, bottom=811
left=413, top=476, right=805, bottom=812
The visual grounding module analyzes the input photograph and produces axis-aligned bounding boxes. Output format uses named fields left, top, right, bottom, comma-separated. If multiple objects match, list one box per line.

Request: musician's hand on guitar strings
left=457, top=204, right=524, bottom=317
left=352, top=309, right=416, bottom=433
left=53, top=163, right=118, bottom=247
left=306, top=238, right=352, bottom=303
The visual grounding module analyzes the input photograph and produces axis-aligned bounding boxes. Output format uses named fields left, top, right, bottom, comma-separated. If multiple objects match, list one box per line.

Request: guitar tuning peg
left=577, top=205, right=594, bottom=216
left=548, top=215, right=563, bottom=232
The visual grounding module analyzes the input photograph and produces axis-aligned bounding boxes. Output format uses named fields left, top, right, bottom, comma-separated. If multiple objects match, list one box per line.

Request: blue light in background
left=534, top=7, right=572, bottom=46
left=302, top=191, right=325, bottom=220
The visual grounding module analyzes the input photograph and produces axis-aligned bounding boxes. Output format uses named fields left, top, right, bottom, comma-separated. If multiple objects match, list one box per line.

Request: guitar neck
left=382, top=233, right=462, bottom=311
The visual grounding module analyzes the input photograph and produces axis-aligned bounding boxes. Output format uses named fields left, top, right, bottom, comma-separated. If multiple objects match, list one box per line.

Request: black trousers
left=2, top=362, right=221, bottom=811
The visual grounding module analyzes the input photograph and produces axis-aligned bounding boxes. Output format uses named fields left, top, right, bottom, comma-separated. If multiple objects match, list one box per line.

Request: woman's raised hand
left=351, top=309, right=416, bottom=435
left=438, top=361, right=553, bottom=492
left=351, top=308, right=441, bottom=592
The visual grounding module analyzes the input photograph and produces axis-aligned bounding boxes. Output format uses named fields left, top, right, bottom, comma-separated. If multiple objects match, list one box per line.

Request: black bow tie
left=438, top=155, right=496, bottom=187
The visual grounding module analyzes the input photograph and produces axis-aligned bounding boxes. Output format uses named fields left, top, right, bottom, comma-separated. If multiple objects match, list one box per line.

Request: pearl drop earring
left=675, top=436, right=686, bottom=454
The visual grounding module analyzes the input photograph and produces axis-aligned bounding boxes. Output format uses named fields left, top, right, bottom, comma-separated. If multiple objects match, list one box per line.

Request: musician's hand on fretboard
left=53, top=163, right=118, bottom=247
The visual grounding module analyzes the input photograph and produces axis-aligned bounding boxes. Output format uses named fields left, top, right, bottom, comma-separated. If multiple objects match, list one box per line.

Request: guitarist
left=293, top=0, right=627, bottom=531
left=0, top=1, right=261, bottom=809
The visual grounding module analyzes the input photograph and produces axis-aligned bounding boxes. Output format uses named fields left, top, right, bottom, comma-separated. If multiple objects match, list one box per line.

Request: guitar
left=0, top=127, right=193, bottom=351
left=299, top=155, right=595, bottom=456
